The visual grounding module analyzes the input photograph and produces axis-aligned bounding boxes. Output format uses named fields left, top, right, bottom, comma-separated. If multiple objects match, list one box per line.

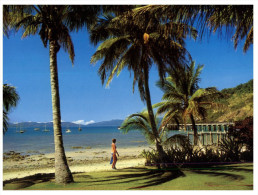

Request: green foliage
left=207, top=80, right=253, bottom=122
left=219, top=136, right=243, bottom=162
left=129, top=5, right=253, bottom=52
left=3, top=84, right=20, bottom=134
left=221, top=79, right=253, bottom=95
left=155, top=61, right=223, bottom=144
left=141, top=133, right=252, bottom=167
left=120, top=110, right=170, bottom=145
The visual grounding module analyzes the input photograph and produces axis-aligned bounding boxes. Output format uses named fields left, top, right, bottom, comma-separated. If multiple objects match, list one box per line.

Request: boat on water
left=17, top=124, right=26, bottom=133
left=66, top=129, right=71, bottom=133
left=34, top=128, right=40, bottom=131
left=43, top=124, right=50, bottom=132
left=42, top=129, right=50, bottom=132
left=78, top=124, right=82, bottom=131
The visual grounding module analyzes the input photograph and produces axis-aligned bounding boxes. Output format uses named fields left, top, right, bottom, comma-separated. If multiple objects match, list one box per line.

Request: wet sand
left=3, top=146, right=150, bottom=181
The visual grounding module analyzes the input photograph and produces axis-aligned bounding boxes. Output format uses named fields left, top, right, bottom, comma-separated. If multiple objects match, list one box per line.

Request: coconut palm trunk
left=190, top=113, right=198, bottom=145
left=49, top=34, right=73, bottom=184
left=143, top=63, right=166, bottom=164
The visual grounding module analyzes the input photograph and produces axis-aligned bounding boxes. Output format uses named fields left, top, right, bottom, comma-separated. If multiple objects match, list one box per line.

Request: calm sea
left=3, top=126, right=185, bottom=155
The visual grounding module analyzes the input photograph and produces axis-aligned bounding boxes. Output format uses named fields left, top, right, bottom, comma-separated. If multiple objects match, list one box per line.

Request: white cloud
left=72, top=120, right=95, bottom=125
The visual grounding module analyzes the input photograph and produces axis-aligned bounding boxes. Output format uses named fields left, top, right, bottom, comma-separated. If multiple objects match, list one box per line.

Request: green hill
left=207, top=79, right=253, bottom=122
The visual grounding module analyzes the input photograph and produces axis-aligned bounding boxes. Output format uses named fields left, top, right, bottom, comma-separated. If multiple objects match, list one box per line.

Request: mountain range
left=9, top=119, right=124, bottom=128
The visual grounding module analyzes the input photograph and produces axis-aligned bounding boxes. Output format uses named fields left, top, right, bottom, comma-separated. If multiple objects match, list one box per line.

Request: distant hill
left=8, top=122, right=82, bottom=128
left=9, top=119, right=124, bottom=128
left=206, top=79, right=253, bottom=122
left=86, top=119, right=123, bottom=127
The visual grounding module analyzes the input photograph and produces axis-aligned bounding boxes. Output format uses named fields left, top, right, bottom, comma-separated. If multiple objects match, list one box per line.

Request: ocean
left=3, top=126, right=185, bottom=155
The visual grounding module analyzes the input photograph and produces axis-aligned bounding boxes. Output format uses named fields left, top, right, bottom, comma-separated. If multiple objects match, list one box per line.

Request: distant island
left=9, top=119, right=124, bottom=128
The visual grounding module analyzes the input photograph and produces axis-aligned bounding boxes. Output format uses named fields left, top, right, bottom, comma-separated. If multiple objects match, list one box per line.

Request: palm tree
left=120, top=110, right=171, bottom=149
left=90, top=11, right=196, bottom=162
left=128, top=5, right=253, bottom=53
left=3, top=84, right=20, bottom=134
left=155, top=61, right=223, bottom=145
left=4, top=5, right=101, bottom=184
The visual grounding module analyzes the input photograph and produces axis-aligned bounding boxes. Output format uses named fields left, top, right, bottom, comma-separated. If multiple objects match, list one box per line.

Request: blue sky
left=3, top=27, right=253, bottom=124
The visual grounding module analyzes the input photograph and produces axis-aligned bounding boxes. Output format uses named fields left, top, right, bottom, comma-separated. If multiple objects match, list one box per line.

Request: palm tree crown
left=3, top=84, right=20, bottom=134
left=120, top=110, right=170, bottom=145
left=129, top=5, right=253, bottom=53
left=5, top=5, right=101, bottom=62
left=155, top=61, right=223, bottom=145
left=90, top=11, right=196, bottom=100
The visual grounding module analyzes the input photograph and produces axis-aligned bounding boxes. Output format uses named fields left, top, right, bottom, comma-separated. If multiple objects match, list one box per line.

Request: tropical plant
left=120, top=110, right=171, bottom=144
left=129, top=5, right=253, bottom=53
left=90, top=11, right=196, bottom=162
left=228, top=116, right=253, bottom=155
left=4, top=5, right=101, bottom=184
left=120, top=109, right=178, bottom=166
left=3, top=84, right=20, bottom=134
left=219, top=136, right=243, bottom=162
left=155, top=61, right=223, bottom=145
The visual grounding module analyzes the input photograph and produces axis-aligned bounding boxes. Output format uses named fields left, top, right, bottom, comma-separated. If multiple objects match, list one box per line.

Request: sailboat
left=43, top=124, right=50, bottom=132
left=34, top=128, right=40, bottom=131
left=66, top=125, right=71, bottom=133
left=78, top=124, right=82, bottom=131
left=19, top=124, right=26, bottom=133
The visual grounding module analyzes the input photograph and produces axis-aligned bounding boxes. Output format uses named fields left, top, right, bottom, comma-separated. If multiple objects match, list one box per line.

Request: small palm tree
left=120, top=110, right=170, bottom=146
left=155, top=61, right=223, bottom=145
left=4, top=5, right=101, bottom=184
left=90, top=11, right=196, bottom=162
left=3, top=84, right=20, bottom=134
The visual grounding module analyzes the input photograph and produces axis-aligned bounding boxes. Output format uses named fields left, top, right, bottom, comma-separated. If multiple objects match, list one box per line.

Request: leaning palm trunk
left=190, top=114, right=198, bottom=146
left=143, top=64, right=166, bottom=165
left=49, top=35, right=73, bottom=184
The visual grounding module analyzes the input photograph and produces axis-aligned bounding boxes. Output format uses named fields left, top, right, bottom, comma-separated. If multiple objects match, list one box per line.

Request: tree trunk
left=174, top=117, right=180, bottom=130
left=49, top=38, right=74, bottom=184
left=190, top=113, right=198, bottom=145
left=143, top=64, right=166, bottom=165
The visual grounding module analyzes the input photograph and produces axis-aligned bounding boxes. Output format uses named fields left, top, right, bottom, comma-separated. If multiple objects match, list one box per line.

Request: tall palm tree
left=155, top=61, right=223, bottom=145
left=3, top=84, right=20, bottom=134
left=129, top=5, right=253, bottom=53
left=90, top=11, right=196, bottom=162
left=4, top=5, right=101, bottom=184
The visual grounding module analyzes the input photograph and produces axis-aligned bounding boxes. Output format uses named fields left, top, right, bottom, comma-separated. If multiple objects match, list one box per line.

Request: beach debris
left=71, top=146, right=83, bottom=149
left=3, top=151, right=29, bottom=161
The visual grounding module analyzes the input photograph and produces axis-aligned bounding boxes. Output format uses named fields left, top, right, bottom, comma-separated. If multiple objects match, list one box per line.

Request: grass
left=3, top=163, right=253, bottom=190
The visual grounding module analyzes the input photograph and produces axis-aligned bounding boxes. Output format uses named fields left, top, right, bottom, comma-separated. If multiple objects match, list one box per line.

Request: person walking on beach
left=110, top=138, right=119, bottom=169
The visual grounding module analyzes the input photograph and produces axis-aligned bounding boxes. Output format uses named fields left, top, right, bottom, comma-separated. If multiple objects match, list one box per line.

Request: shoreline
left=3, top=146, right=150, bottom=181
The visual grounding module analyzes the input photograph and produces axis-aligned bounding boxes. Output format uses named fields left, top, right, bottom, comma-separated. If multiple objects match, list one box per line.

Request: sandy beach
left=3, top=146, right=150, bottom=181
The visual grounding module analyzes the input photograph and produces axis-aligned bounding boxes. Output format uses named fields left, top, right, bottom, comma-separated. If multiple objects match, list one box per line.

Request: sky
left=2, top=14, right=253, bottom=124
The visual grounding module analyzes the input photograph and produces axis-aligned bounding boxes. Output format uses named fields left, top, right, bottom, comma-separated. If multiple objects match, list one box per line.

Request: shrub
left=219, top=136, right=243, bottom=162
left=228, top=116, right=253, bottom=155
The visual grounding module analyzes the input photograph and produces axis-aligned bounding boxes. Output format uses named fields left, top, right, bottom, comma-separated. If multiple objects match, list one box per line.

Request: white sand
left=3, top=146, right=150, bottom=181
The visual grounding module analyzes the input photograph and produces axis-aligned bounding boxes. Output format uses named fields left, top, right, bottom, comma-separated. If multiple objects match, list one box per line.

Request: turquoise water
left=3, top=126, right=184, bottom=155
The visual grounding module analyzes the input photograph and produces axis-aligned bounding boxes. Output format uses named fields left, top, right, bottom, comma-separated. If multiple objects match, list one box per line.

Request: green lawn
left=3, top=163, right=253, bottom=190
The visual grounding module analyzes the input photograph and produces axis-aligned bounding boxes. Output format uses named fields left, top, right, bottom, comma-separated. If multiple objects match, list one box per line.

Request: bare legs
left=112, top=153, right=117, bottom=169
